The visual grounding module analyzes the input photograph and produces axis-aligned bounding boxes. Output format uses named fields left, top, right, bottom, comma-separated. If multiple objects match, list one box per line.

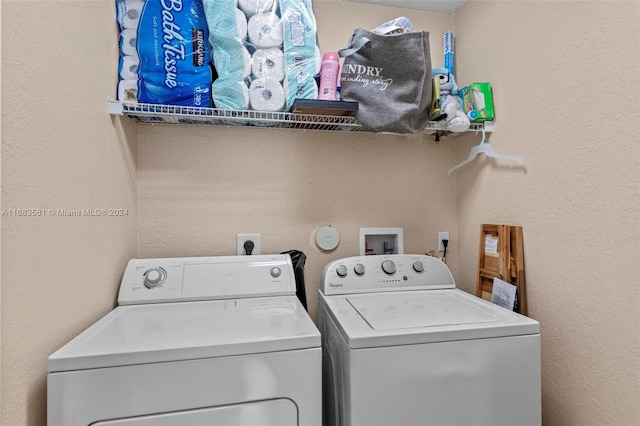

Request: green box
left=458, top=82, right=494, bottom=122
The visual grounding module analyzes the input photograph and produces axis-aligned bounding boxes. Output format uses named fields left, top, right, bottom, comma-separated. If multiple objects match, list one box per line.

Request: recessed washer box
left=360, top=227, right=404, bottom=256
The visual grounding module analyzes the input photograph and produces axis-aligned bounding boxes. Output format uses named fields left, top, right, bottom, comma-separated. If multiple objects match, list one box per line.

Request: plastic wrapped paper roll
left=213, top=81, right=250, bottom=110
left=314, top=46, right=322, bottom=75
left=117, top=0, right=145, bottom=30
left=119, top=55, right=140, bottom=80
left=242, top=45, right=252, bottom=78
left=238, top=0, right=275, bottom=17
left=248, top=12, right=283, bottom=48
left=120, top=29, right=138, bottom=57
left=118, top=79, right=139, bottom=102
left=235, top=8, right=248, bottom=40
left=249, top=77, right=285, bottom=111
left=252, top=48, right=285, bottom=81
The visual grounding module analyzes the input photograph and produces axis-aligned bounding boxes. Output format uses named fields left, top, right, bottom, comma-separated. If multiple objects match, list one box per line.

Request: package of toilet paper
left=280, top=0, right=321, bottom=110
left=203, top=0, right=320, bottom=112
left=203, top=0, right=252, bottom=109
left=116, top=0, right=213, bottom=107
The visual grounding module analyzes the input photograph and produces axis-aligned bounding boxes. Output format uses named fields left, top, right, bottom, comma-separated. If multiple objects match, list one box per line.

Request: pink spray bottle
left=318, top=52, right=340, bottom=101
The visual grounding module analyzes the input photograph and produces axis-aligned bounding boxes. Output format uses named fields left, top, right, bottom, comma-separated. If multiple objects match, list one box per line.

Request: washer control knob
left=270, top=267, right=282, bottom=278
left=413, top=261, right=425, bottom=273
left=144, top=268, right=165, bottom=289
left=336, top=265, right=348, bottom=277
left=381, top=260, right=396, bottom=275
left=354, top=263, right=365, bottom=276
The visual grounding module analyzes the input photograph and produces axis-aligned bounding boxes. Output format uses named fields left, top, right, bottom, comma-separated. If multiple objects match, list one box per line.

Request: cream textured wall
left=1, top=2, right=138, bottom=425
left=454, top=2, right=640, bottom=425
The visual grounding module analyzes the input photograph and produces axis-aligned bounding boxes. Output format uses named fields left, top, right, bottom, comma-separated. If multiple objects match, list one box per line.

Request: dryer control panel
left=118, top=254, right=295, bottom=305
left=321, top=254, right=455, bottom=295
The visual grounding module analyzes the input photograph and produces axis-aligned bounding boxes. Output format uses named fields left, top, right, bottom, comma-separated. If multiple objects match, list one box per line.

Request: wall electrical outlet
left=438, top=231, right=450, bottom=252
left=237, top=234, right=261, bottom=255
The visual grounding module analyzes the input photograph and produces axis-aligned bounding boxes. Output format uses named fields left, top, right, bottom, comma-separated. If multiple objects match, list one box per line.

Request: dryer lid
left=48, top=296, right=320, bottom=373
left=322, top=289, right=539, bottom=349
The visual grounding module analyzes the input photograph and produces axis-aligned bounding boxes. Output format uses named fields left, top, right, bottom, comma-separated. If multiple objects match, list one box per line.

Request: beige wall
left=1, top=1, right=639, bottom=425
left=1, top=1, right=138, bottom=425
left=454, top=1, right=640, bottom=425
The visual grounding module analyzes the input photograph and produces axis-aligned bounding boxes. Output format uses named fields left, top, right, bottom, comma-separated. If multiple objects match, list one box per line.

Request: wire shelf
left=109, top=101, right=365, bottom=132
left=109, top=101, right=493, bottom=135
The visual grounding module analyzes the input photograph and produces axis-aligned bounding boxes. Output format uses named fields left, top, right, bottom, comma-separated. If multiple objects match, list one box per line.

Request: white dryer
left=48, top=254, right=321, bottom=426
left=318, top=254, right=540, bottom=426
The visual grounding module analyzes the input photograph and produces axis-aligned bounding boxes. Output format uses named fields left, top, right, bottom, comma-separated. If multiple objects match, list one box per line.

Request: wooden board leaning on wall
left=476, top=224, right=527, bottom=316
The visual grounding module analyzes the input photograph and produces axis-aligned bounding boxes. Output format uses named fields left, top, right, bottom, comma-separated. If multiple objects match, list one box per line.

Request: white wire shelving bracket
left=109, top=100, right=493, bottom=136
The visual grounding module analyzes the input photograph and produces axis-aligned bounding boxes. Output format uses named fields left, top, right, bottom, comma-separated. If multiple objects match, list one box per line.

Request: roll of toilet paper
left=206, top=3, right=239, bottom=40
left=118, top=79, right=139, bottom=102
left=120, top=29, right=138, bottom=57
left=314, top=46, right=322, bottom=75
left=252, top=48, right=285, bottom=81
left=117, top=0, right=145, bottom=30
left=235, top=8, right=248, bottom=40
left=242, top=45, right=252, bottom=78
left=213, top=81, right=250, bottom=110
left=249, top=77, right=285, bottom=111
left=119, top=55, right=140, bottom=80
left=212, top=41, right=247, bottom=78
left=248, top=13, right=283, bottom=48
left=238, top=0, right=275, bottom=17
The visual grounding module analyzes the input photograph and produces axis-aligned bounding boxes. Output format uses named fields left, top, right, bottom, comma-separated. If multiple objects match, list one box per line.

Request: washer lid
left=48, top=296, right=320, bottom=373
left=349, top=292, right=500, bottom=330
left=322, top=289, right=539, bottom=349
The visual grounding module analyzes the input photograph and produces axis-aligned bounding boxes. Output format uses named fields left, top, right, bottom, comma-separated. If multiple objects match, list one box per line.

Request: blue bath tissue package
left=116, top=0, right=213, bottom=107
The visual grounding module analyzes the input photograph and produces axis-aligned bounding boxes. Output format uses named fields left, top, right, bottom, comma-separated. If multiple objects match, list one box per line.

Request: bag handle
left=338, top=34, right=370, bottom=58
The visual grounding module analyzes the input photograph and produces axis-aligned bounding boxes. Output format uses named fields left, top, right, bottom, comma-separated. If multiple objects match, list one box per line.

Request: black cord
left=442, top=239, right=448, bottom=264
left=244, top=240, right=254, bottom=255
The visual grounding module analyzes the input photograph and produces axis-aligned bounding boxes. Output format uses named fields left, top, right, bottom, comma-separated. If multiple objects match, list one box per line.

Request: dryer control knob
left=354, top=263, right=365, bottom=276
left=381, top=260, right=396, bottom=275
left=413, top=261, right=425, bottom=273
left=270, top=267, right=282, bottom=278
left=144, top=268, right=165, bottom=289
left=336, top=265, right=348, bottom=277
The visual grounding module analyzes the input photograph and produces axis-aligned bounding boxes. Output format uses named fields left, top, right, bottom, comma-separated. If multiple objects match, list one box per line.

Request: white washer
left=318, top=254, right=541, bottom=426
left=48, top=254, right=321, bottom=426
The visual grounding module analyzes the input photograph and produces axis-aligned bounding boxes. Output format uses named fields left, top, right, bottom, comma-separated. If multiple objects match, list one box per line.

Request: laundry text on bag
left=341, top=64, right=392, bottom=91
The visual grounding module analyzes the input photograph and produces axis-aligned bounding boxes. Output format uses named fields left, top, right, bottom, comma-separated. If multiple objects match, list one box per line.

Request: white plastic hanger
left=448, top=128, right=523, bottom=175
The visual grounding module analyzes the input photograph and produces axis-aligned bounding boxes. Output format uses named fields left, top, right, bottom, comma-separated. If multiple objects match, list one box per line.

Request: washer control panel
left=321, top=254, right=455, bottom=295
left=118, top=254, right=295, bottom=305
left=143, top=267, right=166, bottom=289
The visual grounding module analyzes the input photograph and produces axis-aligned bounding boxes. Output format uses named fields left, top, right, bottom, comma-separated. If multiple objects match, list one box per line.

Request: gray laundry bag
left=339, top=28, right=432, bottom=133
